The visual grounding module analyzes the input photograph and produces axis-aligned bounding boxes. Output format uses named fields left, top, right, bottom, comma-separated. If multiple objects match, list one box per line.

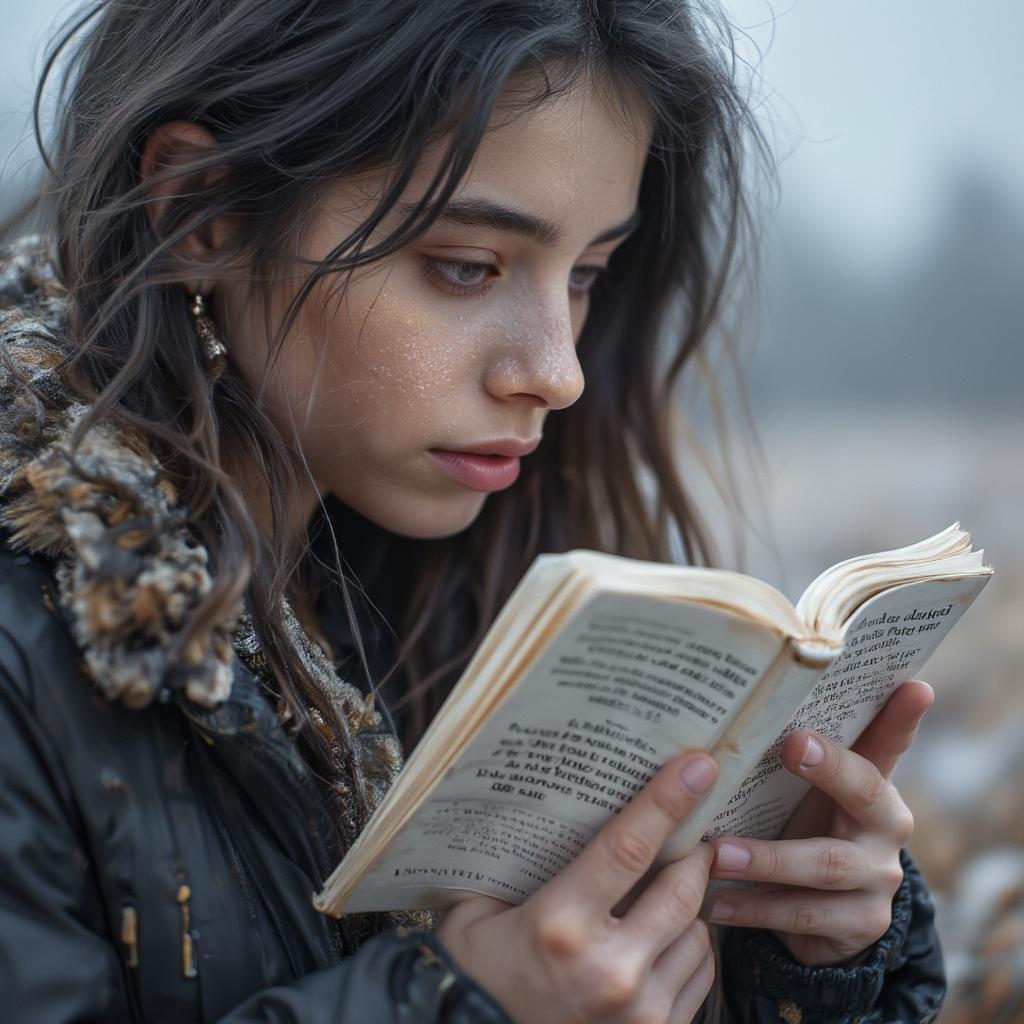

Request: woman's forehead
left=322, top=77, right=652, bottom=252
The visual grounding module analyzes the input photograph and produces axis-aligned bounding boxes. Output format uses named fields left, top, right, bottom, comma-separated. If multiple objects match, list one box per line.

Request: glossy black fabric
left=0, top=537, right=510, bottom=1024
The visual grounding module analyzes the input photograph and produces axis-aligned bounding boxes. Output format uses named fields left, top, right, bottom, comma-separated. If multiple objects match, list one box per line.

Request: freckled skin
left=219, top=77, right=653, bottom=539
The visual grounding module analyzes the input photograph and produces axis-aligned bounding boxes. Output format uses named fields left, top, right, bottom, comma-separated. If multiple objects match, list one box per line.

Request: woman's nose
left=483, top=303, right=585, bottom=410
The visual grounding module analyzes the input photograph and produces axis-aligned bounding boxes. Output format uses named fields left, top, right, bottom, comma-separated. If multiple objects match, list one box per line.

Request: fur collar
left=0, top=235, right=397, bottom=776
left=0, top=236, right=241, bottom=707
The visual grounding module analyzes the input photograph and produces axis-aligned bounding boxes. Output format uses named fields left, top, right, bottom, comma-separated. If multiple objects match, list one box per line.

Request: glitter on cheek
left=326, top=300, right=496, bottom=444
left=374, top=315, right=464, bottom=400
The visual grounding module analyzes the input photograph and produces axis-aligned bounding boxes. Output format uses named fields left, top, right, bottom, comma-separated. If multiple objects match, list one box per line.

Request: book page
left=340, top=592, right=788, bottom=912
left=696, top=574, right=990, bottom=843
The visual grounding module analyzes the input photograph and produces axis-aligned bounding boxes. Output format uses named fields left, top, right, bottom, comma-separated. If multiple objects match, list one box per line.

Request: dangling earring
left=188, top=293, right=228, bottom=383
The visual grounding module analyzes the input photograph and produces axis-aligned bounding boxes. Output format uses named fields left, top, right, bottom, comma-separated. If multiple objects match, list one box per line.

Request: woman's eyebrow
left=402, top=197, right=639, bottom=247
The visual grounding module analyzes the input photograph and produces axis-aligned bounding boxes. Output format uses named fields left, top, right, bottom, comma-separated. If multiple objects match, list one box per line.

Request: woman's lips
left=427, top=449, right=522, bottom=492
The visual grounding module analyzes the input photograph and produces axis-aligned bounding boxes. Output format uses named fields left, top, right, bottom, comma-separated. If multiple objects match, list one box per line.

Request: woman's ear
left=138, top=120, right=226, bottom=291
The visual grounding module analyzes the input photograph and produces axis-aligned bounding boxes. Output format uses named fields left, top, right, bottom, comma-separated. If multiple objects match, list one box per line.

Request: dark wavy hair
left=22, top=0, right=764, bottom=876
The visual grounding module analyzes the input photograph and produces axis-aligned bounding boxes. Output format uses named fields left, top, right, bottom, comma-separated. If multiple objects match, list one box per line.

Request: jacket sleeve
left=0, top=625, right=510, bottom=1024
left=719, top=849, right=946, bottom=1024
left=0, top=627, right=136, bottom=1022
left=217, top=930, right=510, bottom=1023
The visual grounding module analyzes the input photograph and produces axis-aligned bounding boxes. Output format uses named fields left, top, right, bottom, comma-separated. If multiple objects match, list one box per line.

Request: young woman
left=0, top=1, right=945, bottom=1021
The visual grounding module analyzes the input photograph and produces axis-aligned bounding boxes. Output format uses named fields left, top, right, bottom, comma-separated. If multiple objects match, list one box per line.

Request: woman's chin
left=356, top=491, right=489, bottom=540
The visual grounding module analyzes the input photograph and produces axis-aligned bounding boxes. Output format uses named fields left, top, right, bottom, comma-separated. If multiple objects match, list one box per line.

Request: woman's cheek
left=346, top=311, right=475, bottom=405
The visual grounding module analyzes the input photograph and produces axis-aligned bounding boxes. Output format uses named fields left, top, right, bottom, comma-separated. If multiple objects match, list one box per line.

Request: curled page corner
left=790, top=637, right=842, bottom=669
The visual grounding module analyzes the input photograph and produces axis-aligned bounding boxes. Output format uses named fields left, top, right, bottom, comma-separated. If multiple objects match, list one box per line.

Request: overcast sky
left=723, top=0, right=1024, bottom=270
left=2, top=0, right=1022, bottom=274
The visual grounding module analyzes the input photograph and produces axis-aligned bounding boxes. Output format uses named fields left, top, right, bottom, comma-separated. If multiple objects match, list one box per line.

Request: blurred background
left=704, top=3, right=1024, bottom=1018
left=2, top=1, right=1021, bottom=1019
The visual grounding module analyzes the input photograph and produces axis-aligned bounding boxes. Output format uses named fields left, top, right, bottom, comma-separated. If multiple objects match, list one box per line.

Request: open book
left=316, top=524, right=992, bottom=915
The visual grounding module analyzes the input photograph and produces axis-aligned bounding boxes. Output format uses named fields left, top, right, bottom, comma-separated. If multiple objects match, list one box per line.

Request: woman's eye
left=568, top=265, right=603, bottom=293
left=425, top=258, right=495, bottom=293
left=422, top=257, right=606, bottom=297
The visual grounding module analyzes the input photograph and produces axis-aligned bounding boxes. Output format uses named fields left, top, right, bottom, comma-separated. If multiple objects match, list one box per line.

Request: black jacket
left=0, top=237, right=947, bottom=1022
left=0, top=536, right=509, bottom=1023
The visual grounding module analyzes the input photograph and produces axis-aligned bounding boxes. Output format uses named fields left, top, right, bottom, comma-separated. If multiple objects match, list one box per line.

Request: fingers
left=710, top=836, right=889, bottom=891
left=621, top=844, right=714, bottom=952
left=708, top=888, right=892, bottom=951
left=651, top=918, right=712, bottom=985
left=780, top=731, right=914, bottom=840
left=667, top=944, right=716, bottom=1024
left=552, top=751, right=718, bottom=913
left=851, top=679, right=934, bottom=778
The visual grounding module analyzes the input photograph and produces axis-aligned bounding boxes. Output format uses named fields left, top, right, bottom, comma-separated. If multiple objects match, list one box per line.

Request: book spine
left=657, top=636, right=837, bottom=861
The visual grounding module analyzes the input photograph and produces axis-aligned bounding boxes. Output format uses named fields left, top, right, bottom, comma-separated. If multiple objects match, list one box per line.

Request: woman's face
left=220, top=78, right=652, bottom=538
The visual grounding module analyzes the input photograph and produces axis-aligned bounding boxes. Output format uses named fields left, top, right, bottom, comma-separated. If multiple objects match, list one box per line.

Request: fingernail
left=801, top=736, right=824, bottom=768
left=709, top=899, right=734, bottom=922
left=680, top=756, right=716, bottom=795
left=716, top=841, right=751, bottom=871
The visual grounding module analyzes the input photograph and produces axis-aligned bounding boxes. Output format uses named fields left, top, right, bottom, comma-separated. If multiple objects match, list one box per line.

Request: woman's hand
left=435, top=751, right=720, bottom=1024
left=707, top=679, right=934, bottom=966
